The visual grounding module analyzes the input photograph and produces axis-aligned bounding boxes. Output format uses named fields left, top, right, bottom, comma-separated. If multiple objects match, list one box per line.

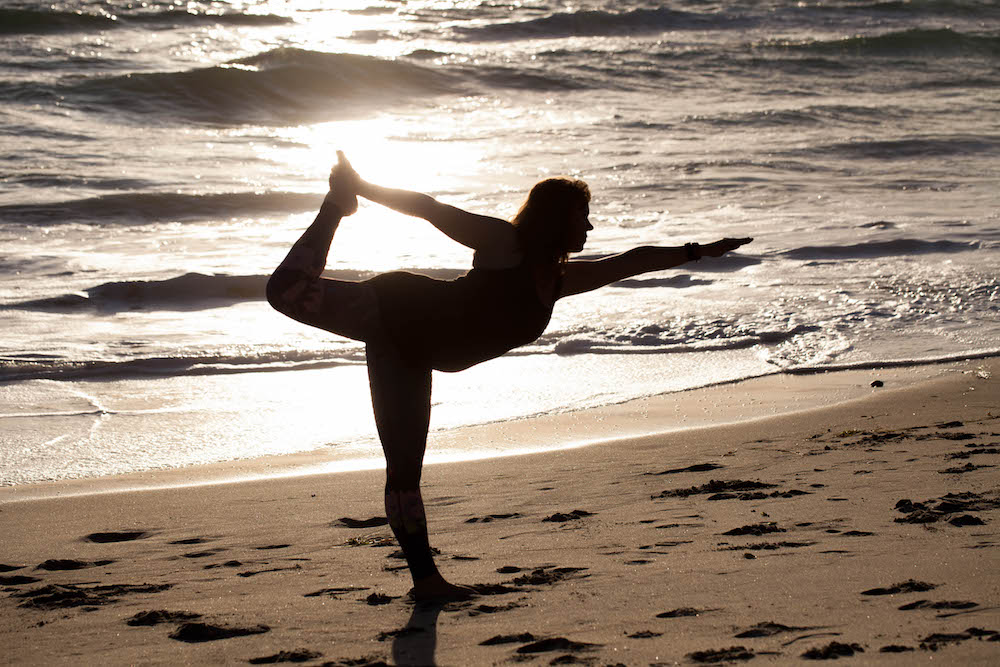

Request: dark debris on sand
left=657, top=607, right=707, bottom=618
left=718, top=541, right=814, bottom=552
left=126, top=609, right=202, bottom=626
left=35, top=558, right=114, bottom=571
left=83, top=530, right=150, bottom=543
left=861, top=580, right=936, bottom=596
left=168, top=621, right=269, bottom=643
left=376, top=627, right=425, bottom=642
left=466, top=512, right=522, bottom=523
left=509, top=566, right=589, bottom=587
left=645, top=462, right=724, bottom=476
left=626, top=630, right=663, bottom=638
left=687, top=646, right=755, bottom=663
left=879, top=644, right=915, bottom=653
left=801, top=641, right=864, bottom=659
left=334, top=517, right=389, bottom=529
left=894, top=491, right=1000, bottom=525
left=515, top=637, right=601, bottom=654
left=480, top=632, right=538, bottom=646
left=939, top=463, right=995, bottom=475
left=898, top=600, right=978, bottom=611
left=919, top=627, right=1000, bottom=651
left=653, top=479, right=776, bottom=499
left=303, top=586, right=371, bottom=598
left=468, top=582, right=521, bottom=595
left=15, top=583, right=172, bottom=610
left=735, top=622, right=808, bottom=638
left=721, top=522, right=786, bottom=537
left=542, top=509, right=594, bottom=522
left=316, top=657, right=390, bottom=667
left=364, top=593, right=395, bottom=606
left=248, top=649, right=323, bottom=664
left=467, top=600, right=524, bottom=616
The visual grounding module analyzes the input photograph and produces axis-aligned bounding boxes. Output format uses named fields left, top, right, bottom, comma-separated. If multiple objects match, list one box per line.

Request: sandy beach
left=2, top=360, right=998, bottom=665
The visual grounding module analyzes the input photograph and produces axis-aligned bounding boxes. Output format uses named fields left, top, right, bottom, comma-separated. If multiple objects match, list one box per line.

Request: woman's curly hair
left=511, top=177, right=590, bottom=264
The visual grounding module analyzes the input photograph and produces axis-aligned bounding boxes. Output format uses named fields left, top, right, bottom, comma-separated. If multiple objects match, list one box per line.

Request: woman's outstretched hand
left=701, top=237, right=753, bottom=258
left=326, top=150, right=359, bottom=216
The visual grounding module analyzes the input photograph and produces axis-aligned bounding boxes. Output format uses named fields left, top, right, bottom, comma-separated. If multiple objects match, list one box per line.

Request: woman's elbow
left=265, top=271, right=293, bottom=313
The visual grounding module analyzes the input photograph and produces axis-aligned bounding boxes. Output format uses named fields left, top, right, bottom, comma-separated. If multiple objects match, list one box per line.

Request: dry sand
left=1, top=361, right=998, bottom=665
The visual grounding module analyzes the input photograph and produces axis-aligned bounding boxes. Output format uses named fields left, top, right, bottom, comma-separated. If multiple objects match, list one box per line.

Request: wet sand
left=1, top=360, right=998, bottom=665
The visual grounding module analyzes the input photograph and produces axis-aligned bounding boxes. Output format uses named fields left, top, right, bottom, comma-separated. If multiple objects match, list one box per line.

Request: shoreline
left=0, top=360, right=976, bottom=503
left=1, top=359, right=997, bottom=664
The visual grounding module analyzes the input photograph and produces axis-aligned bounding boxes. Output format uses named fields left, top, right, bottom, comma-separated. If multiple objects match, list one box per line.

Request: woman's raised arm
left=559, top=238, right=752, bottom=298
left=337, top=154, right=516, bottom=255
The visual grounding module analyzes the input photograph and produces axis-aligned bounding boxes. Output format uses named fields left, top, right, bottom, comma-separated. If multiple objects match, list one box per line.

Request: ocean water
left=1, top=0, right=998, bottom=486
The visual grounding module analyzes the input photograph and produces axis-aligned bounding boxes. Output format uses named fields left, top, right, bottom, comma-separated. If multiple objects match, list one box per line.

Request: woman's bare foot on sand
left=409, top=573, right=478, bottom=602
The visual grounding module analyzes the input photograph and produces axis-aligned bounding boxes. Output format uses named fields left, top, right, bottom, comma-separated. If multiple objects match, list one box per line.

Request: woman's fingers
left=702, top=237, right=753, bottom=257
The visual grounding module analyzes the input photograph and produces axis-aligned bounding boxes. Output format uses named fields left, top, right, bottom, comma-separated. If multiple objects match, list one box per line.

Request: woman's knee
left=265, top=269, right=296, bottom=314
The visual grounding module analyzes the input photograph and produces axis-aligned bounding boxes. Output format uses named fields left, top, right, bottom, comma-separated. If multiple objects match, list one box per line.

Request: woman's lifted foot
left=326, top=150, right=358, bottom=215
left=408, top=573, right=478, bottom=602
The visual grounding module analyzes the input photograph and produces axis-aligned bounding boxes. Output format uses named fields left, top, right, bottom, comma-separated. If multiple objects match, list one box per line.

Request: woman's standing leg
left=367, top=344, right=475, bottom=600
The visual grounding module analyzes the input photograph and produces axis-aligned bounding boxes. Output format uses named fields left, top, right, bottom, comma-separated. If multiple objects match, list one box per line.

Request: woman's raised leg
left=266, top=171, right=382, bottom=341
left=366, top=343, right=476, bottom=601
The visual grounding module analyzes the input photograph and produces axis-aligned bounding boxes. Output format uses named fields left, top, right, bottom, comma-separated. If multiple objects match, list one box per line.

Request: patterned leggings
left=266, top=202, right=439, bottom=582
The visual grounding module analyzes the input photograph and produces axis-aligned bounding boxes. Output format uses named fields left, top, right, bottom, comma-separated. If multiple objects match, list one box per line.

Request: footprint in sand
left=0, top=574, right=42, bottom=585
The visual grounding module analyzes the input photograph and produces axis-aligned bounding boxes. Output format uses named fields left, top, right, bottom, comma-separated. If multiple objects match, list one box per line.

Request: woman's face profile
left=565, top=202, right=593, bottom=253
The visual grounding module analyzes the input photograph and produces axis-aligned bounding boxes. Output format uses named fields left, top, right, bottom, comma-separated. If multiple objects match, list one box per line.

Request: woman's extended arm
left=559, top=238, right=752, bottom=298
left=354, top=177, right=518, bottom=256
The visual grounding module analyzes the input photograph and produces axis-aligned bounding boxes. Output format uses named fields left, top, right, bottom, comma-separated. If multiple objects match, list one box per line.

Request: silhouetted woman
left=267, top=152, right=751, bottom=600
